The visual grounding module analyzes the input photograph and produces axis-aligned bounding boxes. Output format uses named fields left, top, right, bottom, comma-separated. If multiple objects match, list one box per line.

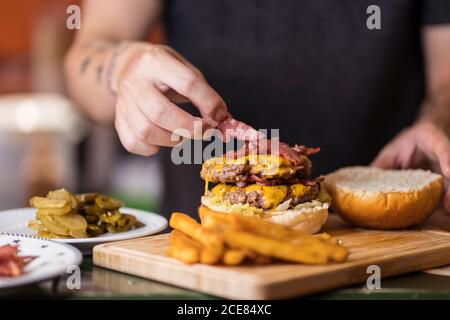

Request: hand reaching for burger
left=372, top=121, right=450, bottom=211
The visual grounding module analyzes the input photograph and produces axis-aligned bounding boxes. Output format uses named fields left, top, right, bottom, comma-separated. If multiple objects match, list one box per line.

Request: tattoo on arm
left=96, top=65, right=104, bottom=84
left=105, top=42, right=131, bottom=96
left=80, top=40, right=113, bottom=78
left=80, top=57, right=92, bottom=75
left=84, top=40, right=114, bottom=53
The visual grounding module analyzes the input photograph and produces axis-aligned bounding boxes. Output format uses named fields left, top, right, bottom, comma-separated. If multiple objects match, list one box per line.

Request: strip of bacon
left=293, top=145, right=321, bottom=156
left=218, top=117, right=320, bottom=166
left=0, top=244, right=18, bottom=261
left=225, top=139, right=318, bottom=166
left=0, top=245, right=35, bottom=277
left=217, top=117, right=265, bottom=142
left=249, top=175, right=324, bottom=187
left=0, top=260, right=22, bottom=277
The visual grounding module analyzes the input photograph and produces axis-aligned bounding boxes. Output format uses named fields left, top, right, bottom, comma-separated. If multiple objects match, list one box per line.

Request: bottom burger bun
left=323, top=166, right=444, bottom=230
left=199, top=199, right=329, bottom=234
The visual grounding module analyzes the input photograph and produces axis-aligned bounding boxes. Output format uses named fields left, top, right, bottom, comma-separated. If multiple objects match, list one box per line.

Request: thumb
left=445, top=187, right=450, bottom=213
left=371, top=144, right=398, bottom=169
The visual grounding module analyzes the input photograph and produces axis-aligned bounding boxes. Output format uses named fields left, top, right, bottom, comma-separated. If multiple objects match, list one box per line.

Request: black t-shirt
left=159, top=0, right=450, bottom=217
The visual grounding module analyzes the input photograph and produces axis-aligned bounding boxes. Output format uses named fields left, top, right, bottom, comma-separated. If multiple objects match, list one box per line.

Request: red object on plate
left=0, top=245, right=35, bottom=277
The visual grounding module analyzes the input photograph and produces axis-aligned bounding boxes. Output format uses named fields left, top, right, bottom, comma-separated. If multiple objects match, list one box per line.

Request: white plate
left=0, top=207, right=168, bottom=254
left=0, top=233, right=82, bottom=289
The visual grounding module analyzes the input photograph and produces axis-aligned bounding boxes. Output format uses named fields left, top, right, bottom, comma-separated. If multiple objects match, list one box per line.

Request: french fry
left=252, top=254, right=272, bottom=265
left=170, top=212, right=224, bottom=264
left=168, top=210, right=348, bottom=265
left=170, top=229, right=221, bottom=265
left=223, top=229, right=335, bottom=264
left=229, top=213, right=348, bottom=261
left=169, top=230, right=196, bottom=244
left=199, top=212, right=228, bottom=231
left=199, top=206, right=231, bottom=226
left=169, top=230, right=201, bottom=248
left=222, top=249, right=246, bottom=265
left=230, top=213, right=296, bottom=239
left=198, top=206, right=348, bottom=263
left=288, top=235, right=348, bottom=262
left=170, top=212, right=223, bottom=247
left=167, top=242, right=200, bottom=264
left=232, top=248, right=272, bottom=265
left=313, top=232, right=339, bottom=244
left=168, top=230, right=201, bottom=264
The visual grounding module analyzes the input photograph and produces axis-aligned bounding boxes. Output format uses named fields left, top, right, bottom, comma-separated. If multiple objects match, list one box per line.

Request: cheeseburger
left=199, top=139, right=331, bottom=234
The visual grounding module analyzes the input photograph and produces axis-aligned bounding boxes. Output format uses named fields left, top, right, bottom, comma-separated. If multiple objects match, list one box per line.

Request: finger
left=371, top=143, right=399, bottom=169
left=164, top=46, right=202, bottom=74
left=115, top=105, right=160, bottom=156
left=445, top=186, right=450, bottom=212
left=417, top=123, right=450, bottom=178
left=150, top=52, right=228, bottom=123
left=156, top=84, right=190, bottom=104
left=117, top=99, right=180, bottom=147
left=133, top=82, right=212, bottom=139
left=432, top=137, right=450, bottom=178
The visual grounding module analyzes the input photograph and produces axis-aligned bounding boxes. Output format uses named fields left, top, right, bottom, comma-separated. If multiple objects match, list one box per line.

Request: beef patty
left=201, top=155, right=312, bottom=186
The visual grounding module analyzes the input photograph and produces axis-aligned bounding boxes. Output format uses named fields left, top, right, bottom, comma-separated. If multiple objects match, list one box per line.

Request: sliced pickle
left=38, top=230, right=71, bottom=239
left=47, top=189, right=70, bottom=200
left=76, top=193, right=98, bottom=205
left=87, top=224, right=105, bottom=237
left=47, top=188, right=79, bottom=208
left=38, top=214, right=70, bottom=236
left=28, top=219, right=44, bottom=231
left=117, top=214, right=136, bottom=228
left=84, top=214, right=99, bottom=223
left=69, top=230, right=89, bottom=238
left=107, top=214, right=137, bottom=233
left=30, top=196, right=69, bottom=210
left=99, top=210, right=122, bottom=224
left=84, top=203, right=105, bottom=215
left=29, top=189, right=133, bottom=238
left=95, top=195, right=124, bottom=210
left=53, top=212, right=88, bottom=232
left=36, top=205, right=72, bottom=216
left=70, top=194, right=79, bottom=209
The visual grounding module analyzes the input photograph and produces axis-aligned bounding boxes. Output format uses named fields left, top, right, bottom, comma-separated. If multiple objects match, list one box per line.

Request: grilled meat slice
left=288, top=183, right=321, bottom=206
left=201, top=155, right=312, bottom=185
left=224, top=188, right=247, bottom=204
left=211, top=182, right=320, bottom=210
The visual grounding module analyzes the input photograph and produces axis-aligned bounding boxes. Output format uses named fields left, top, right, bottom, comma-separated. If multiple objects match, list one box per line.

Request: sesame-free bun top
left=323, top=166, right=444, bottom=230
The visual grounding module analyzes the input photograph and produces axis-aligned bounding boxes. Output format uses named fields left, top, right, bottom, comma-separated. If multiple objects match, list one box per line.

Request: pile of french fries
left=167, top=207, right=348, bottom=265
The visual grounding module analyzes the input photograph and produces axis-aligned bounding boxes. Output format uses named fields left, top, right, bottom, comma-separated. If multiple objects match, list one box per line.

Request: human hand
left=112, top=42, right=228, bottom=156
left=371, top=121, right=450, bottom=211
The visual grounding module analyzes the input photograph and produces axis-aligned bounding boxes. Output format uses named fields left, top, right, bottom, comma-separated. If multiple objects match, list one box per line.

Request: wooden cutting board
left=93, top=211, right=450, bottom=299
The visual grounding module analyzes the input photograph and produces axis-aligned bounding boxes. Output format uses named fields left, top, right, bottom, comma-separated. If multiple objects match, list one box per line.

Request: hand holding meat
left=112, top=43, right=228, bottom=156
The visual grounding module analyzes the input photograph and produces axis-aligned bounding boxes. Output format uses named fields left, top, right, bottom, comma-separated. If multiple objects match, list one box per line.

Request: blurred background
left=0, top=0, right=164, bottom=211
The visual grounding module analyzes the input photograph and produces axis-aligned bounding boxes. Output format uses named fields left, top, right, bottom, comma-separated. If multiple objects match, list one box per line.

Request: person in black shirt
left=64, top=0, right=450, bottom=216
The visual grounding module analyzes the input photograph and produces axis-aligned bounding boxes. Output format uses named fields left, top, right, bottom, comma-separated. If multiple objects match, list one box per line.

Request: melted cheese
left=289, top=183, right=310, bottom=198
left=203, top=155, right=294, bottom=180
left=211, top=183, right=288, bottom=209
left=204, top=179, right=209, bottom=195
left=248, top=155, right=292, bottom=177
left=211, top=184, right=233, bottom=197
left=245, top=184, right=288, bottom=209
